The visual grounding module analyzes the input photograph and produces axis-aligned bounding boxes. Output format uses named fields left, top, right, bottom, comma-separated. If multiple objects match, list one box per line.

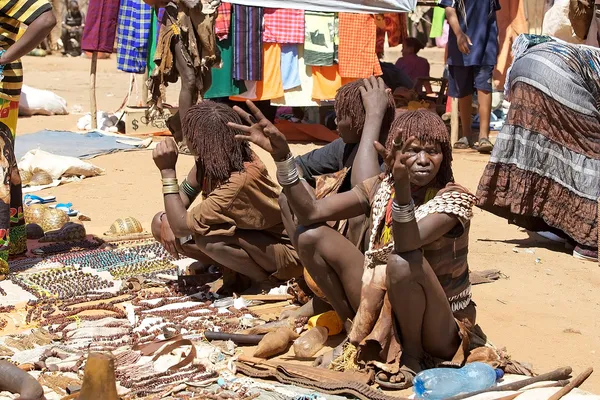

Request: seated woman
left=395, top=37, right=432, bottom=93
left=280, top=77, right=395, bottom=318
left=151, top=101, right=303, bottom=287
left=478, top=36, right=599, bottom=261
left=230, top=104, right=478, bottom=384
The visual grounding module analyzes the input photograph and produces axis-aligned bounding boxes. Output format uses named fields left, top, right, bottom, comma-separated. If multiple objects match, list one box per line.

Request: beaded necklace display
left=364, top=175, right=477, bottom=269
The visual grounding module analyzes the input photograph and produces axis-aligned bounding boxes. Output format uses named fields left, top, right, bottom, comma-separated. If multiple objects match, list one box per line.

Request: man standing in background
left=61, top=0, right=84, bottom=56
left=440, top=0, right=500, bottom=154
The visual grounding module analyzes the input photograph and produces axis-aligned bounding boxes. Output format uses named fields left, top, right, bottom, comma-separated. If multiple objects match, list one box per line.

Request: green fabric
left=147, top=8, right=158, bottom=78
left=430, top=5, right=446, bottom=38
left=205, top=34, right=245, bottom=99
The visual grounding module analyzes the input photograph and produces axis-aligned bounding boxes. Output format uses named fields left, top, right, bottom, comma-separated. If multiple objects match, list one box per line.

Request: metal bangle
left=162, top=185, right=180, bottom=195
left=392, top=199, right=415, bottom=223
left=180, top=178, right=200, bottom=200
left=275, top=153, right=300, bottom=186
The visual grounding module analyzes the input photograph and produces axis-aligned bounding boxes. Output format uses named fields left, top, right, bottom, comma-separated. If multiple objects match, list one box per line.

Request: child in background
left=440, top=0, right=500, bottom=153
left=395, top=37, right=431, bottom=88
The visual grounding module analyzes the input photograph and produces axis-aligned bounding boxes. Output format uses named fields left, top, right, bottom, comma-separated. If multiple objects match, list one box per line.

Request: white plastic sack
left=18, top=85, right=68, bottom=116
left=77, top=111, right=120, bottom=131
left=19, top=149, right=104, bottom=179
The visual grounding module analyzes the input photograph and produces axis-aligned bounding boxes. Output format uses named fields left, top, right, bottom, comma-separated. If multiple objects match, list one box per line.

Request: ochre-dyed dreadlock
left=334, top=79, right=396, bottom=141
left=386, top=109, right=454, bottom=187
left=182, top=101, right=253, bottom=184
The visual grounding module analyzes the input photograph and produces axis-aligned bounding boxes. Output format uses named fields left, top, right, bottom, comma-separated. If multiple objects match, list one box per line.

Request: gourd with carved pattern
left=39, top=222, right=86, bottom=243
left=29, top=170, right=53, bottom=186
left=40, top=208, right=70, bottom=233
left=24, top=205, right=47, bottom=225
left=104, top=217, right=144, bottom=236
left=19, top=170, right=32, bottom=186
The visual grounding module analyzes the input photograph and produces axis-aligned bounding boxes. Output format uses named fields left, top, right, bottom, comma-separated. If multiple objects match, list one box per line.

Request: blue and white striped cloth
left=116, top=0, right=153, bottom=74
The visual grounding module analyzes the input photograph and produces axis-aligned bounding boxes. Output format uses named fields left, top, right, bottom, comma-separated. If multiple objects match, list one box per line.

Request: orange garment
left=311, top=65, right=358, bottom=101
left=338, top=13, right=383, bottom=78
left=494, top=0, right=528, bottom=88
left=230, top=43, right=284, bottom=101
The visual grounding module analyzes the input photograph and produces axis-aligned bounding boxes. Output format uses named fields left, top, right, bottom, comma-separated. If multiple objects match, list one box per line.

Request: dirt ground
left=13, top=52, right=600, bottom=393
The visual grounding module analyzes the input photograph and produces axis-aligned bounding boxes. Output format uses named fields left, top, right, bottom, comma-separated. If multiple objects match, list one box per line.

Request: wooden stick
left=90, top=52, right=98, bottom=130
left=204, top=331, right=264, bottom=345
left=242, top=294, right=293, bottom=302
left=450, top=97, right=459, bottom=146
left=548, top=368, right=593, bottom=400
left=493, top=380, right=570, bottom=400
left=446, top=367, right=573, bottom=400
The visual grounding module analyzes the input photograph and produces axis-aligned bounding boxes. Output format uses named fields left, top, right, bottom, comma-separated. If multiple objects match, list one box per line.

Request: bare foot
left=313, top=339, right=347, bottom=369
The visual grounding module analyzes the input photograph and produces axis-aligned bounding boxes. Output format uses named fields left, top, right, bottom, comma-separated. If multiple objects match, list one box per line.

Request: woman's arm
left=350, top=77, right=391, bottom=187
left=152, top=139, right=192, bottom=238
left=392, top=180, right=458, bottom=253
left=1, top=9, right=56, bottom=65
left=228, top=101, right=367, bottom=225
left=282, top=180, right=365, bottom=226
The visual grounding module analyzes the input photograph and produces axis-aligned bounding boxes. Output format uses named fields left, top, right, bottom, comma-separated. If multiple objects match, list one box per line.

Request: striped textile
left=82, top=0, right=120, bottom=54
left=116, top=0, right=153, bottom=74
left=0, top=0, right=52, bottom=97
left=215, top=2, right=231, bottom=40
left=338, top=13, right=382, bottom=78
left=478, top=40, right=600, bottom=247
left=232, top=5, right=263, bottom=81
left=263, top=8, right=304, bottom=43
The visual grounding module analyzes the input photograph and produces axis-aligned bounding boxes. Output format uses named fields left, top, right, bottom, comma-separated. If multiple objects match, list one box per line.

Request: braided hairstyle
left=182, top=101, right=253, bottom=184
left=386, top=109, right=454, bottom=187
left=334, top=79, right=396, bottom=142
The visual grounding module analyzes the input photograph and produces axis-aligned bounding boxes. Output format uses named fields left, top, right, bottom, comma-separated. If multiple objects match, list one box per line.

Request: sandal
left=475, top=138, right=494, bottom=154
left=49, top=203, right=78, bottom=217
left=375, top=367, right=416, bottom=390
left=24, top=194, right=56, bottom=205
left=453, top=137, right=470, bottom=150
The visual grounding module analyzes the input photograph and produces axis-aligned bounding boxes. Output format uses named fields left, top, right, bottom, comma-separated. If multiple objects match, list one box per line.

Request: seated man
left=152, top=101, right=302, bottom=288
left=279, top=77, right=396, bottom=317
left=61, top=0, right=84, bottom=57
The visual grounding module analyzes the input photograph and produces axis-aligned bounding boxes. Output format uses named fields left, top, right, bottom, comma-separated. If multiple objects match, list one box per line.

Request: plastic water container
left=293, top=326, right=328, bottom=358
left=413, top=362, right=504, bottom=399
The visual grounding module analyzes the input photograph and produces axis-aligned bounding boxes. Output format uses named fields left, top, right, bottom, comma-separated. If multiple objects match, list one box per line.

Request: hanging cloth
left=304, top=11, right=336, bottom=66
left=263, top=8, right=305, bottom=43
left=232, top=5, right=264, bottom=81
left=82, top=0, right=121, bottom=53
left=375, top=13, right=407, bottom=54
left=338, top=13, right=382, bottom=78
left=430, top=6, right=446, bottom=38
left=205, top=31, right=245, bottom=98
left=271, top=45, right=320, bottom=107
left=147, top=7, right=159, bottom=78
left=117, top=0, right=153, bottom=74
left=215, top=2, right=231, bottom=40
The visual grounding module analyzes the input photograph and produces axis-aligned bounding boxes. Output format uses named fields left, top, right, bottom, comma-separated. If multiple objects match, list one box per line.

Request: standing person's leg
left=474, top=66, right=494, bottom=153
left=173, top=40, right=198, bottom=144
left=386, top=250, right=461, bottom=373
left=448, top=66, right=475, bottom=149
left=0, top=97, right=26, bottom=279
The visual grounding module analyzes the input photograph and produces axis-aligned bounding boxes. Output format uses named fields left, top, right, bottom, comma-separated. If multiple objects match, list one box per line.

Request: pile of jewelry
left=13, top=266, right=114, bottom=299
left=109, top=259, right=178, bottom=280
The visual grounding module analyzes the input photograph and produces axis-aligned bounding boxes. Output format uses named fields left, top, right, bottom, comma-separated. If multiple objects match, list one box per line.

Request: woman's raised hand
left=373, top=134, right=416, bottom=185
left=229, top=100, right=291, bottom=161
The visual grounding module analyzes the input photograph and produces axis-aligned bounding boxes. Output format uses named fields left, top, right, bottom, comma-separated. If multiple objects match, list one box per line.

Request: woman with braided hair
left=279, top=77, right=395, bottom=319
left=231, top=104, right=479, bottom=387
left=151, top=100, right=302, bottom=288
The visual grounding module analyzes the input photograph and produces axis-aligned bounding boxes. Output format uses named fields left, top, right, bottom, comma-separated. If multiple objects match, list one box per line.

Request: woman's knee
left=385, top=250, right=424, bottom=289
left=295, top=225, right=327, bottom=258
left=151, top=212, right=162, bottom=241
left=194, top=235, right=226, bottom=256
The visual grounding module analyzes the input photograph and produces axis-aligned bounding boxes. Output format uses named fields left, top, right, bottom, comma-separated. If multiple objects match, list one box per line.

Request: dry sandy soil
left=13, top=51, right=600, bottom=393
